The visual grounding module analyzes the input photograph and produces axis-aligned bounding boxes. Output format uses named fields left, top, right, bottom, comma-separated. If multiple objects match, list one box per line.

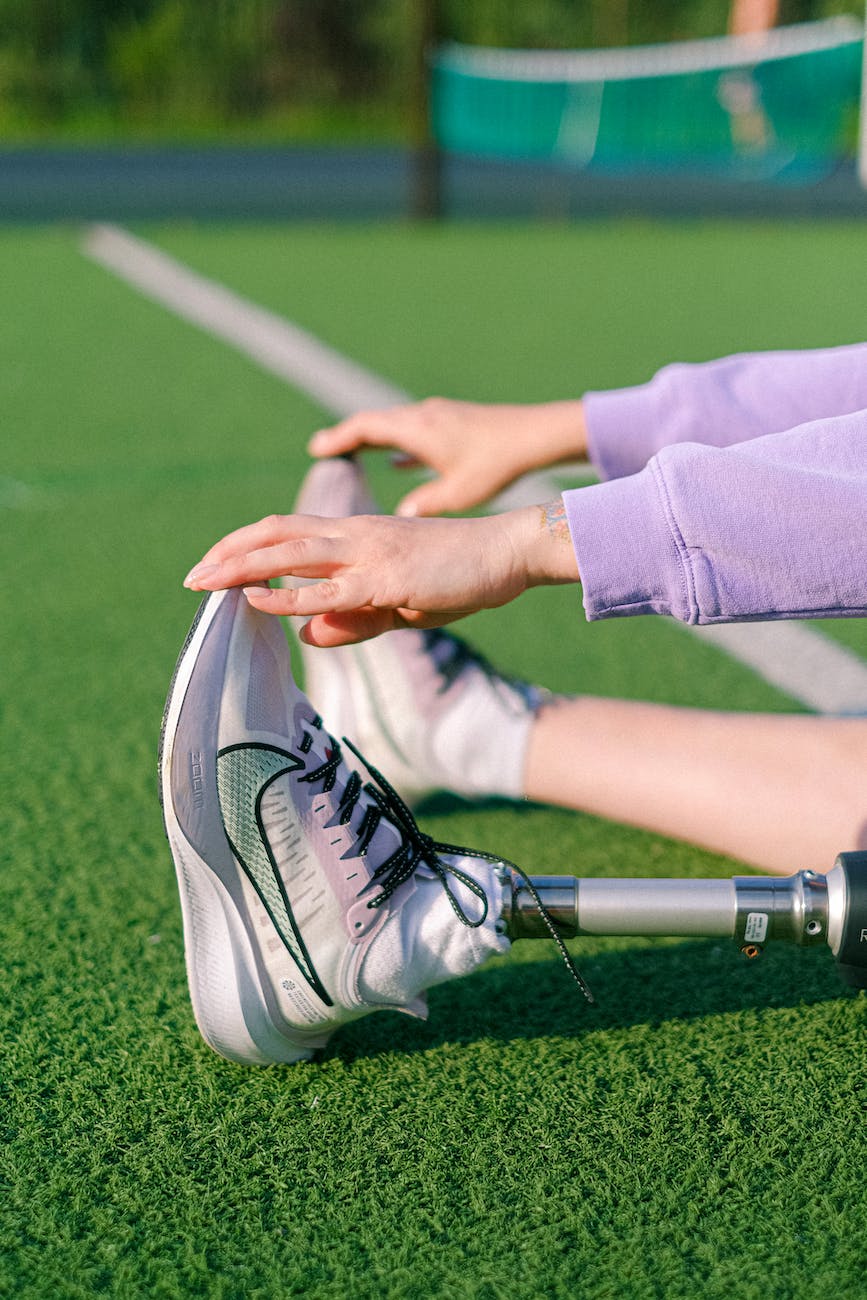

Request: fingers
left=182, top=508, right=504, bottom=641
left=184, top=516, right=341, bottom=589
left=241, top=575, right=371, bottom=618
left=307, top=407, right=413, bottom=459
left=296, top=607, right=468, bottom=648
left=189, top=513, right=321, bottom=570
left=390, top=451, right=422, bottom=469
left=396, top=475, right=479, bottom=518
left=310, top=398, right=496, bottom=518
left=296, top=608, right=402, bottom=646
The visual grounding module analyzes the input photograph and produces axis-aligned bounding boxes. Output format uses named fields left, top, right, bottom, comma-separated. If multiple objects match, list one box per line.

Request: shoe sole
left=159, top=590, right=330, bottom=1066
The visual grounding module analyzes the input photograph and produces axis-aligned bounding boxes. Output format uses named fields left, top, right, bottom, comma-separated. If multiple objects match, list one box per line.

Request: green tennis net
left=431, top=18, right=865, bottom=180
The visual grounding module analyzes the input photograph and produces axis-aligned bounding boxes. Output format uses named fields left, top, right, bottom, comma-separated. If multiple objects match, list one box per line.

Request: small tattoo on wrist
left=539, top=497, right=570, bottom=544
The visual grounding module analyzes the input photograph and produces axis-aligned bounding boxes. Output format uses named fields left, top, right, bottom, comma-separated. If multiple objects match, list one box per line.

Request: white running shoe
left=288, top=456, right=549, bottom=807
left=159, top=586, right=511, bottom=1066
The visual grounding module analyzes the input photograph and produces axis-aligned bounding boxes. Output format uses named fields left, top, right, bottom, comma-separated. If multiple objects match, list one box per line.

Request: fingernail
left=184, top=563, right=218, bottom=588
left=243, top=585, right=274, bottom=601
left=395, top=500, right=417, bottom=518
left=308, top=432, right=328, bottom=453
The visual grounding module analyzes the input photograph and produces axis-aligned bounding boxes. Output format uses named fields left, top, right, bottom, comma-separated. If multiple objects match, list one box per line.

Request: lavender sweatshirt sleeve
left=565, top=346, right=867, bottom=624
left=584, top=343, right=867, bottom=481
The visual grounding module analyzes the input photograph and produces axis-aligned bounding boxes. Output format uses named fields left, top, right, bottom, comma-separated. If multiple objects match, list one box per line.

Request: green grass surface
left=3, top=220, right=867, bottom=1298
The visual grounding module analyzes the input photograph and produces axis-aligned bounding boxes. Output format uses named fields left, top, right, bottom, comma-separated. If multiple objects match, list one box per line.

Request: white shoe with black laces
left=159, top=586, right=512, bottom=1066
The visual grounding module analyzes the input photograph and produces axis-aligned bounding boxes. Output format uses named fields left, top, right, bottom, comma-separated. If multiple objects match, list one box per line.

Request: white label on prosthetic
left=744, top=912, right=769, bottom=943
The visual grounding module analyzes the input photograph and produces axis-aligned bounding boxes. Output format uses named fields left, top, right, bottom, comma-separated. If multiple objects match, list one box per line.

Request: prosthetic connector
left=500, top=851, right=867, bottom=990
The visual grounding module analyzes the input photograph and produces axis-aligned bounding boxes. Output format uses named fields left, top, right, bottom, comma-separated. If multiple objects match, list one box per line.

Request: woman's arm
left=187, top=401, right=867, bottom=641
left=569, top=405, right=867, bottom=623
left=184, top=499, right=579, bottom=647
left=585, top=342, right=867, bottom=480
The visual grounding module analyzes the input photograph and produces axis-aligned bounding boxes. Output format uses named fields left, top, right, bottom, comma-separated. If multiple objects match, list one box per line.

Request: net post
left=409, top=0, right=443, bottom=220
left=858, top=7, right=867, bottom=189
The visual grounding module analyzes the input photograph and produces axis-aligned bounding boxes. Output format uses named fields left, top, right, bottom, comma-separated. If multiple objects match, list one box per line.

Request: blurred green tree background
left=0, top=0, right=861, bottom=141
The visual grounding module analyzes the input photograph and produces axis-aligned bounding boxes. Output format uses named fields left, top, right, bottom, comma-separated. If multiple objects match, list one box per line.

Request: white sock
left=430, top=688, right=541, bottom=801
left=358, top=858, right=510, bottom=1010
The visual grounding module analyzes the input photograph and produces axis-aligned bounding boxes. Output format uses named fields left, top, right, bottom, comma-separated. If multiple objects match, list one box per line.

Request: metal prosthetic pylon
left=502, top=851, right=867, bottom=990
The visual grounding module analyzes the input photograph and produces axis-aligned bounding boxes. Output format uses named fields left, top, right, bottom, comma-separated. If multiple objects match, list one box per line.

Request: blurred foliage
left=0, top=0, right=861, bottom=139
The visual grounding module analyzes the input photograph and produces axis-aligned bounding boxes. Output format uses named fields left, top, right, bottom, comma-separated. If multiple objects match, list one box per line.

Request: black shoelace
left=298, top=715, right=594, bottom=1005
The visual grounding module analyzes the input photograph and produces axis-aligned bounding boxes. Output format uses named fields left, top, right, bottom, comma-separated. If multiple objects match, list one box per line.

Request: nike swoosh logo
left=216, top=742, right=333, bottom=1007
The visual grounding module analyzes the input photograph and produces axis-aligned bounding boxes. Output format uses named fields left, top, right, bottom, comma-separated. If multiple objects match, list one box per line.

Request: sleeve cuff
left=563, top=466, right=694, bottom=623
left=584, top=385, right=665, bottom=481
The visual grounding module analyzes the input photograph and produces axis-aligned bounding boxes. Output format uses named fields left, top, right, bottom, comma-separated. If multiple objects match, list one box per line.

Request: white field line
left=81, top=222, right=867, bottom=715
left=690, top=622, right=867, bottom=715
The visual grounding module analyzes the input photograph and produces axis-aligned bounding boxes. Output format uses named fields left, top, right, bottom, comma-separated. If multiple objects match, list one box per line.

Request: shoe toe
left=293, top=455, right=378, bottom=519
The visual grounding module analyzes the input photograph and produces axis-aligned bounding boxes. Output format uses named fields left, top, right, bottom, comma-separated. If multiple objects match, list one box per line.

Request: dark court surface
left=1, top=145, right=866, bottom=221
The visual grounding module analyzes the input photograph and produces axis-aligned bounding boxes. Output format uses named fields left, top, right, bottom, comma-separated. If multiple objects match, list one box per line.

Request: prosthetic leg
left=504, top=851, right=867, bottom=990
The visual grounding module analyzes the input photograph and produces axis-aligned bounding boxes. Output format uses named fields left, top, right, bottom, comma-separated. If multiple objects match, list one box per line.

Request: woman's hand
left=184, top=500, right=579, bottom=647
left=307, top=397, right=588, bottom=517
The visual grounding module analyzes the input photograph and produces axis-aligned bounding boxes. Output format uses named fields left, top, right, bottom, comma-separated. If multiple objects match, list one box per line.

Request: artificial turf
left=2, top=220, right=867, bottom=1298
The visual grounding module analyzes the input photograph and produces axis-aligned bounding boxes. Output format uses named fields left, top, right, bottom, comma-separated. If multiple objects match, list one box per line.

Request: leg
left=526, top=697, right=867, bottom=873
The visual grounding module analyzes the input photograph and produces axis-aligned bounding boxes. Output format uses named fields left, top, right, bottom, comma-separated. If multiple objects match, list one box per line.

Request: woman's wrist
left=508, top=499, right=581, bottom=590
left=531, top=399, right=589, bottom=466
